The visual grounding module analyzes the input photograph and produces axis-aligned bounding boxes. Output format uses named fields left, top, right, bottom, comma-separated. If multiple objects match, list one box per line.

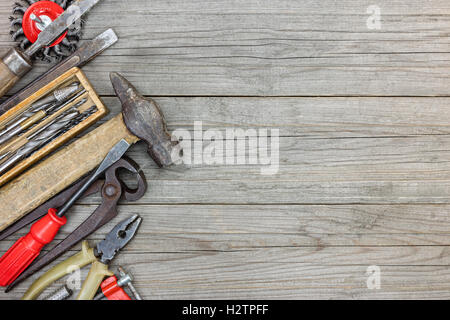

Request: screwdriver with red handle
left=0, top=139, right=131, bottom=286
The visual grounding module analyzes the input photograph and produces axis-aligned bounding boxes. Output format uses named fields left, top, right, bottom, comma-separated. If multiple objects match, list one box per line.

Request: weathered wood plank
left=6, top=98, right=450, bottom=205
left=51, top=135, right=450, bottom=204
left=2, top=202, right=450, bottom=299
left=1, top=251, right=450, bottom=299
left=5, top=204, right=450, bottom=246
left=100, top=96, right=450, bottom=138
left=1, top=0, right=450, bottom=96
left=0, top=0, right=449, bottom=301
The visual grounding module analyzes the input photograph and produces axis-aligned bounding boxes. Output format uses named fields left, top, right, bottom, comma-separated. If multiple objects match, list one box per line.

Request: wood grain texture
left=0, top=0, right=450, bottom=299
left=0, top=68, right=109, bottom=187
left=1, top=0, right=450, bottom=96
left=0, top=115, right=139, bottom=232
left=0, top=60, right=18, bottom=98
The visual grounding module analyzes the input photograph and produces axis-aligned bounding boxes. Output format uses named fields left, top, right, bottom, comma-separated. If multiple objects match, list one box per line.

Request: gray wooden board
left=0, top=0, right=450, bottom=299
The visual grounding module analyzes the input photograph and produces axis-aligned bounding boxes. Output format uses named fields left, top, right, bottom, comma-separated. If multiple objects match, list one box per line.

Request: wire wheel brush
left=9, top=0, right=84, bottom=62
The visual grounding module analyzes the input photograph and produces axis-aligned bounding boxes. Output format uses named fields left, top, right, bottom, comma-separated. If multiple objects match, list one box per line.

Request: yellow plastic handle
left=22, top=241, right=97, bottom=300
left=76, top=260, right=113, bottom=300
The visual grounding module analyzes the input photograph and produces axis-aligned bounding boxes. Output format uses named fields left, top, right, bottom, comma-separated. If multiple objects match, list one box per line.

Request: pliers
left=22, top=214, right=142, bottom=300
left=3, top=156, right=147, bottom=291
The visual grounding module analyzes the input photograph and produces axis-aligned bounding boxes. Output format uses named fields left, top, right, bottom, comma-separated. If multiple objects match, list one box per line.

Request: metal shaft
left=0, top=101, right=87, bottom=176
left=119, top=266, right=142, bottom=300
left=56, top=139, right=130, bottom=217
left=0, top=29, right=118, bottom=116
left=0, top=151, right=9, bottom=162
left=0, top=87, right=84, bottom=145
left=31, top=82, right=80, bottom=110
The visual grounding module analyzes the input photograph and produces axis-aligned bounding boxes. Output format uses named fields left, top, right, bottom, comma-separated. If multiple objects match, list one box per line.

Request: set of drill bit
left=0, top=81, right=98, bottom=177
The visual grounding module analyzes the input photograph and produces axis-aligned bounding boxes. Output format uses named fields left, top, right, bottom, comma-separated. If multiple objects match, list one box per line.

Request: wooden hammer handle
left=0, top=61, right=20, bottom=98
left=0, top=114, right=139, bottom=232
left=0, top=48, right=32, bottom=99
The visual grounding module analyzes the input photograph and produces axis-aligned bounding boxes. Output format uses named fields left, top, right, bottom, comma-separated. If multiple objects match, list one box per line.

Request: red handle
left=101, top=276, right=132, bottom=300
left=0, top=208, right=66, bottom=286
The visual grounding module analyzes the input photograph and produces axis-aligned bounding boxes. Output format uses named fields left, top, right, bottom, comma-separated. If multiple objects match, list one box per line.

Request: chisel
left=0, top=0, right=102, bottom=98
left=0, top=29, right=118, bottom=115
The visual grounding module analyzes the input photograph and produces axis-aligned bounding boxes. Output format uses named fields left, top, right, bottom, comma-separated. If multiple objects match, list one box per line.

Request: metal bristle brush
left=10, top=0, right=84, bottom=62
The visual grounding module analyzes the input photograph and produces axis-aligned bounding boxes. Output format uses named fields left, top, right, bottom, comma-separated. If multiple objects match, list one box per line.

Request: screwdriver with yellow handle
left=0, top=0, right=101, bottom=99
left=0, top=139, right=131, bottom=286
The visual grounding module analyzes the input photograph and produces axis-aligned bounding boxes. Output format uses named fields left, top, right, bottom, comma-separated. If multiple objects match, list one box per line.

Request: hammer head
left=110, top=72, right=181, bottom=167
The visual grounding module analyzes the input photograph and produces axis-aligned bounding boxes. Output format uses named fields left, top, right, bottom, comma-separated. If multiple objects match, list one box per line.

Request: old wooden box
left=0, top=67, right=108, bottom=187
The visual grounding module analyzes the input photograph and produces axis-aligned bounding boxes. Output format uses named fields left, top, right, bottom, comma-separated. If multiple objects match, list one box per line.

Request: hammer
left=0, top=73, right=181, bottom=231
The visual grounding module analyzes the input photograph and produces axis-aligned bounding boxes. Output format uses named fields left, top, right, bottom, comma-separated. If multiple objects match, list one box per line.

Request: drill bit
left=0, top=97, right=89, bottom=162
left=43, top=285, right=73, bottom=300
left=0, top=103, right=51, bottom=141
left=0, top=101, right=86, bottom=176
left=32, top=83, right=81, bottom=110
left=0, top=151, right=10, bottom=163
left=72, top=106, right=97, bottom=124
left=55, top=106, right=98, bottom=138
left=0, top=83, right=80, bottom=136
left=0, top=87, right=85, bottom=145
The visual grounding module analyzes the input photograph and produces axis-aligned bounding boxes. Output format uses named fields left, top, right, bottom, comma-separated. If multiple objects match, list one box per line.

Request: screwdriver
left=0, top=139, right=131, bottom=286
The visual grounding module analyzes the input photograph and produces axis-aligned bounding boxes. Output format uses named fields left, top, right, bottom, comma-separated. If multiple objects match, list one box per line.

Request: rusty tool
left=0, top=88, right=86, bottom=146
left=0, top=28, right=118, bottom=115
left=0, top=0, right=102, bottom=99
left=0, top=105, right=97, bottom=174
left=0, top=82, right=80, bottom=136
left=0, top=102, right=87, bottom=175
left=0, top=139, right=131, bottom=287
left=5, top=156, right=147, bottom=291
left=0, top=72, right=181, bottom=232
left=22, top=214, right=142, bottom=300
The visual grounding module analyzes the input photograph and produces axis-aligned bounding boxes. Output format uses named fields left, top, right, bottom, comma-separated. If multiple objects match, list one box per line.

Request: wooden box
left=0, top=67, right=108, bottom=187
